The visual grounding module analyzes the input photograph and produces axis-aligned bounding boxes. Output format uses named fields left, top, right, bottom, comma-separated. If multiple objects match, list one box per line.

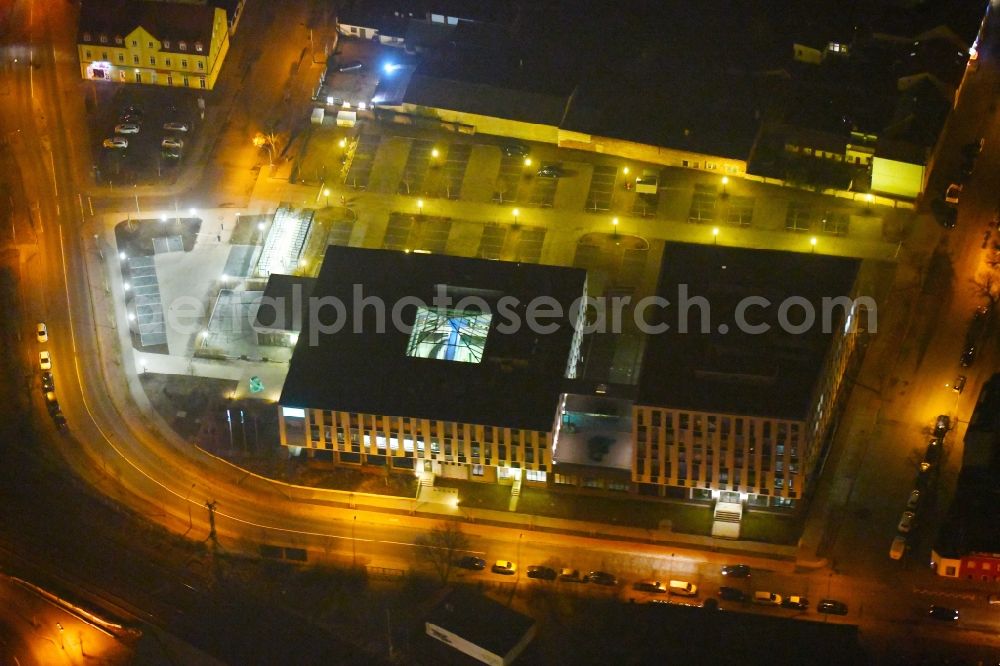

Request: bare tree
left=252, top=131, right=279, bottom=165
left=415, top=520, right=469, bottom=586
left=972, top=268, right=1000, bottom=304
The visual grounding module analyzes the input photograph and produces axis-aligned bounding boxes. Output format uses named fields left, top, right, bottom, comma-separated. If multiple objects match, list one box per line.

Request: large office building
left=77, top=0, right=231, bottom=90
left=278, top=246, right=587, bottom=488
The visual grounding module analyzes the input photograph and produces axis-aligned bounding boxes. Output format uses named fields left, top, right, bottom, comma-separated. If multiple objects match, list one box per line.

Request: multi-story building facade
left=626, top=243, right=863, bottom=510
left=77, top=0, right=230, bottom=90
left=278, top=246, right=587, bottom=489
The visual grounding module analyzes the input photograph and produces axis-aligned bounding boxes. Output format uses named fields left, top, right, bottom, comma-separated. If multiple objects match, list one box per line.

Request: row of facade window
left=312, top=410, right=545, bottom=449
left=636, top=410, right=801, bottom=440
left=100, top=69, right=206, bottom=88
left=85, top=50, right=204, bottom=70
left=82, top=33, right=204, bottom=52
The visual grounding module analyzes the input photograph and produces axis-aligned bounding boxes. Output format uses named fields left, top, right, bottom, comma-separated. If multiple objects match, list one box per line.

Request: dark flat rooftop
left=279, top=246, right=586, bottom=431
left=426, top=588, right=535, bottom=658
left=254, top=274, right=316, bottom=333
left=637, top=243, right=860, bottom=420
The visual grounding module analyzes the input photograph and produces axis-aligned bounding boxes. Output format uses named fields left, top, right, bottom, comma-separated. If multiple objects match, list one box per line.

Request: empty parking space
left=478, top=223, right=507, bottom=259
left=381, top=214, right=452, bottom=253
left=438, top=143, right=471, bottom=199
left=631, top=193, right=659, bottom=217
left=345, top=133, right=381, bottom=189
left=326, top=220, right=355, bottom=246
left=785, top=202, right=812, bottom=232
left=528, top=171, right=560, bottom=207
left=688, top=185, right=717, bottom=223
left=398, top=139, right=435, bottom=195
left=726, top=196, right=755, bottom=226
left=585, top=165, right=619, bottom=212
left=494, top=155, right=524, bottom=203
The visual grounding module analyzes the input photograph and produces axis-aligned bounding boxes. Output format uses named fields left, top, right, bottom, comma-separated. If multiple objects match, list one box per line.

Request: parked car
left=36, top=322, right=47, bottom=343
left=52, top=412, right=67, bottom=430
left=781, top=595, right=809, bottom=610
left=161, top=137, right=184, bottom=150
left=44, top=391, right=59, bottom=414
left=39, top=351, right=51, bottom=371
left=961, top=137, right=984, bottom=161
left=890, top=535, right=907, bottom=560
left=633, top=581, right=667, bottom=593
left=103, top=137, right=128, bottom=149
left=931, top=199, right=957, bottom=228
left=668, top=580, right=698, bottom=597
left=961, top=345, right=976, bottom=367
left=41, top=371, right=54, bottom=392
left=721, top=564, right=751, bottom=578
left=162, top=149, right=181, bottom=160
left=922, top=439, right=942, bottom=469
left=491, top=560, right=516, bottom=575
left=817, top=599, right=849, bottom=615
left=718, top=586, right=747, bottom=602
left=906, top=489, right=921, bottom=510
left=502, top=141, right=529, bottom=158
left=536, top=164, right=563, bottom=178
left=526, top=566, right=556, bottom=580
left=115, top=123, right=140, bottom=135
left=121, top=105, right=142, bottom=121
left=928, top=605, right=959, bottom=621
left=952, top=375, right=967, bottom=393
left=898, top=510, right=916, bottom=534
left=456, top=556, right=486, bottom=570
left=934, top=414, right=950, bottom=437
left=586, top=571, right=618, bottom=586
left=163, top=121, right=190, bottom=132
left=753, top=591, right=782, bottom=606
left=558, top=568, right=585, bottom=583
left=944, top=183, right=962, bottom=205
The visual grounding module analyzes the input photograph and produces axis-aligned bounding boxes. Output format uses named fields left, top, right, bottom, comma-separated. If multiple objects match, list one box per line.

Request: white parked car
left=36, top=322, right=48, bottom=343
left=944, top=183, right=962, bottom=205
left=115, top=123, right=140, bottom=135
left=161, top=137, right=184, bottom=150
left=103, top=137, right=128, bottom=149
left=897, top=511, right=916, bottom=534
left=890, top=535, right=907, bottom=560
left=39, top=350, right=51, bottom=371
left=163, top=122, right=189, bottom=132
left=753, top=591, right=782, bottom=606
left=906, top=489, right=921, bottom=509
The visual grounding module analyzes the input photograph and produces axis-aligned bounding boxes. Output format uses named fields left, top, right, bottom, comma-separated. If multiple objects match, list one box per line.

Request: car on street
left=536, top=164, right=563, bottom=178
left=781, top=595, right=809, bottom=610
left=161, top=137, right=184, bottom=150
left=39, top=351, right=51, bottom=371
left=668, top=580, right=698, bottom=597
left=52, top=412, right=67, bottom=430
left=988, top=594, right=1000, bottom=606
left=898, top=510, right=916, bottom=534
left=952, top=375, right=967, bottom=393
left=526, top=565, right=556, bottom=580
left=961, top=345, right=976, bottom=367
left=456, top=556, right=485, bottom=570
left=753, top=591, right=782, bottom=606
left=44, top=391, right=58, bottom=414
left=502, top=141, right=529, bottom=157
left=961, top=137, right=984, bottom=161
left=975, top=303, right=991, bottom=319
left=890, top=535, right=907, bottom=560
left=934, top=414, right=950, bottom=437
left=103, top=137, right=128, bottom=149
left=491, top=560, right=516, bottom=575
left=817, top=599, right=849, bottom=615
left=721, top=564, right=751, bottom=578
left=906, top=489, right=921, bottom=509
left=585, top=571, right=618, bottom=586
left=928, top=605, right=959, bottom=621
left=36, top=322, right=47, bottom=342
left=115, top=123, right=140, bottom=135
left=922, top=439, right=942, bottom=468
left=718, top=587, right=747, bottom=602
left=162, top=149, right=181, bottom=160
left=41, top=371, right=54, bottom=392
left=163, top=121, right=190, bottom=132
left=944, top=183, right=962, bottom=205
left=558, top=568, right=585, bottom=583
left=633, top=581, right=667, bottom=593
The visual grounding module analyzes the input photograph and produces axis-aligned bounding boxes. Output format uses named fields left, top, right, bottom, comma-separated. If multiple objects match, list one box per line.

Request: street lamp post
left=612, top=217, right=619, bottom=237
left=512, top=208, right=519, bottom=225
left=352, top=514, right=357, bottom=568
left=810, top=236, right=817, bottom=253
left=417, top=199, right=424, bottom=216
left=323, top=188, right=330, bottom=207
left=712, top=227, right=719, bottom=245
left=721, top=176, right=729, bottom=196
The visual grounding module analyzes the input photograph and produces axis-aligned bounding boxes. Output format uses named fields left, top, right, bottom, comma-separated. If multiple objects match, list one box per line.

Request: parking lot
left=91, top=85, right=199, bottom=186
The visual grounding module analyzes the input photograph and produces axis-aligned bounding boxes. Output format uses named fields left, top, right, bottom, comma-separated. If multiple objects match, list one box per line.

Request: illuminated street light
left=712, top=227, right=719, bottom=245
left=417, top=199, right=424, bottom=215
left=431, top=148, right=440, bottom=159
left=119, top=251, right=127, bottom=260
left=612, top=217, right=619, bottom=237
left=323, top=188, right=331, bottom=207
left=257, top=222, right=265, bottom=230
left=128, top=313, right=135, bottom=321
left=524, top=157, right=532, bottom=167
left=338, top=138, right=347, bottom=149
left=189, top=207, right=197, bottom=216
left=721, top=176, right=729, bottom=195
left=123, top=281, right=130, bottom=291
left=623, top=166, right=630, bottom=176
left=160, top=214, right=167, bottom=222
left=512, top=208, right=519, bottom=224
left=810, top=236, right=817, bottom=253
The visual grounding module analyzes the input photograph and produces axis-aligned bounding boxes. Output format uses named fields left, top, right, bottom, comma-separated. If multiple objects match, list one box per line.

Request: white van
left=890, top=536, right=906, bottom=560
left=668, top=580, right=698, bottom=597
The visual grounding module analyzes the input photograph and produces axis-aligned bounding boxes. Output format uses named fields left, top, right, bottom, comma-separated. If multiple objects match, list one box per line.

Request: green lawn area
left=739, top=512, right=802, bottom=545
